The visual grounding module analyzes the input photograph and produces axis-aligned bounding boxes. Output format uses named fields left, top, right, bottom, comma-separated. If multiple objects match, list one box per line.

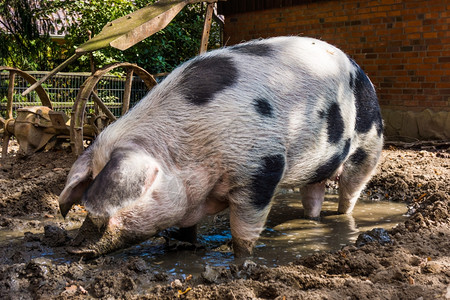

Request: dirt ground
left=0, top=140, right=449, bottom=299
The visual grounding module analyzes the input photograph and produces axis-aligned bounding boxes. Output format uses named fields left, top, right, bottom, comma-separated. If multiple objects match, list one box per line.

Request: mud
left=0, top=140, right=449, bottom=299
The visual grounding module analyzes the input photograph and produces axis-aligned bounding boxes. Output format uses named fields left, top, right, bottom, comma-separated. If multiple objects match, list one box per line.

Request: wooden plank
left=76, top=0, right=190, bottom=53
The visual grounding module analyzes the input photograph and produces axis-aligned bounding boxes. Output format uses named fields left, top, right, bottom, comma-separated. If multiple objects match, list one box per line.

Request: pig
left=59, top=36, right=383, bottom=258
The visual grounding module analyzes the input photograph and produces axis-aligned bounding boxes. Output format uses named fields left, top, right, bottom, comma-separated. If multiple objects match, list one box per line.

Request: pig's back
left=116, top=36, right=381, bottom=187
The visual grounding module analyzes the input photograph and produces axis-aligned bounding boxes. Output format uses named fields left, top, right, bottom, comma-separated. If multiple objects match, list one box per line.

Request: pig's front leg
left=163, top=225, right=197, bottom=244
left=230, top=204, right=270, bottom=258
left=230, top=154, right=285, bottom=258
left=301, top=181, right=326, bottom=219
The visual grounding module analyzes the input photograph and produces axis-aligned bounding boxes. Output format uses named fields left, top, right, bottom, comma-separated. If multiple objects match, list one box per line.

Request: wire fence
left=0, top=70, right=150, bottom=118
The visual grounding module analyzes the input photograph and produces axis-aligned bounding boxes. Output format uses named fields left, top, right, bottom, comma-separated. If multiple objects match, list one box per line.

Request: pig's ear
left=59, top=149, right=93, bottom=218
left=82, top=149, right=159, bottom=217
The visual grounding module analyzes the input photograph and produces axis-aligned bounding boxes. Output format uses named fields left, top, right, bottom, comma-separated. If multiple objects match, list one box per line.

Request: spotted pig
left=59, top=36, right=383, bottom=257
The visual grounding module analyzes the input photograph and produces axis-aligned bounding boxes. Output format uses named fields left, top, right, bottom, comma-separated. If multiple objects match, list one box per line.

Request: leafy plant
left=0, top=0, right=64, bottom=70
left=52, top=0, right=222, bottom=74
left=0, top=0, right=221, bottom=74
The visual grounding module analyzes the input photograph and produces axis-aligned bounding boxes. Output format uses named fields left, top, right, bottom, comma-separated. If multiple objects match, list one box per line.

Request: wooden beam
left=21, top=53, right=82, bottom=96
left=199, top=3, right=215, bottom=54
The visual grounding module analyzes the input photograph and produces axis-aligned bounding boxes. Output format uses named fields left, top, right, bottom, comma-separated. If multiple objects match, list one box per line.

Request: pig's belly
left=177, top=197, right=229, bottom=228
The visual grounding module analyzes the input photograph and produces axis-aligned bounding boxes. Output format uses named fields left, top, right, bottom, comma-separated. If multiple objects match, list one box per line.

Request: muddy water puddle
left=258, top=193, right=407, bottom=264
left=0, top=193, right=407, bottom=277
left=114, top=193, right=408, bottom=276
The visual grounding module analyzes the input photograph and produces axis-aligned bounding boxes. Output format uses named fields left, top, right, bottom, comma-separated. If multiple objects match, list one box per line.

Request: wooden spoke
left=70, top=62, right=157, bottom=156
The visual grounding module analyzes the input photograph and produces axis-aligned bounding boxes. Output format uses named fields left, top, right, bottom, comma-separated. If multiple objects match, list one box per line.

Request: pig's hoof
left=303, top=215, right=321, bottom=221
left=160, top=225, right=198, bottom=244
left=166, top=241, right=203, bottom=251
left=67, top=246, right=99, bottom=258
left=232, top=238, right=254, bottom=259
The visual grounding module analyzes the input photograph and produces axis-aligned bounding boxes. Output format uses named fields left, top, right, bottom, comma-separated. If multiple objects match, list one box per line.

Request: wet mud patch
left=0, top=145, right=449, bottom=299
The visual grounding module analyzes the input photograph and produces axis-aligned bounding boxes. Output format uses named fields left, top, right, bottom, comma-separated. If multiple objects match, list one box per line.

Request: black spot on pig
left=229, top=43, right=274, bottom=57
left=254, top=98, right=274, bottom=117
left=251, top=154, right=285, bottom=209
left=350, top=59, right=383, bottom=136
left=309, top=138, right=351, bottom=183
left=318, top=110, right=325, bottom=119
left=349, top=72, right=355, bottom=89
left=326, top=102, right=344, bottom=144
left=83, top=150, right=146, bottom=214
left=349, top=147, right=368, bottom=165
left=179, top=56, right=238, bottom=105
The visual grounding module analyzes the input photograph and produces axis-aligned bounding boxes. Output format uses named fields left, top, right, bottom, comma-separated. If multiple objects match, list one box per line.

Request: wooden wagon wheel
left=0, top=66, right=52, bottom=157
left=70, top=62, right=157, bottom=156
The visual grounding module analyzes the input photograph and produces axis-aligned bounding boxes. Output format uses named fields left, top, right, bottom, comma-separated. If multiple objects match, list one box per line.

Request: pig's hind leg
left=300, top=181, right=326, bottom=219
left=338, top=146, right=381, bottom=214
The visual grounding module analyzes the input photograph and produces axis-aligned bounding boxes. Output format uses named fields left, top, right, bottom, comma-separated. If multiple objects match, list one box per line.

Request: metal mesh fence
left=0, top=71, right=150, bottom=118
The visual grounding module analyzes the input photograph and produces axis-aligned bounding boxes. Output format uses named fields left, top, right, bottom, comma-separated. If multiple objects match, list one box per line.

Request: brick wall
left=222, top=0, right=450, bottom=112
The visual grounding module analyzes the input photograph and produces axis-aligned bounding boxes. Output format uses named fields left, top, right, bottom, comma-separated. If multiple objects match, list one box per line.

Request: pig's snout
left=68, top=214, right=147, bottom=258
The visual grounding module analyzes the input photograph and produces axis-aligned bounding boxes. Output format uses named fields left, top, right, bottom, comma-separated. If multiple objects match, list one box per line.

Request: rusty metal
left=0, top=67, right=53, bottom=109
left=0, top=67, right=53, bottom=157
left=71, top=63, right=157, bottom=156
left=1, top=63, right=156, bottom=158
left=1, top=104, right=98, bottom=157
left=4, top=107, right=61, bottom=156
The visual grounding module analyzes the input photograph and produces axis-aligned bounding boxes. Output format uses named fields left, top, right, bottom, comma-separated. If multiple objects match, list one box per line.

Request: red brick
left=404, top=100, right=419, bottom=106
left=380, top=0, right=397, bottom=5
left=223, top=0, right=449, bottom=111
left=424, top=32, right=438, bottom=39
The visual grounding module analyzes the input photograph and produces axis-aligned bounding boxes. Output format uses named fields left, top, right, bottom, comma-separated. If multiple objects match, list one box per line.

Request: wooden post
left=199, top=3, right=215, bottom=54
left=6, top=71, right=16, bottom=119
left=122, top=69, right=134, bottom=115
